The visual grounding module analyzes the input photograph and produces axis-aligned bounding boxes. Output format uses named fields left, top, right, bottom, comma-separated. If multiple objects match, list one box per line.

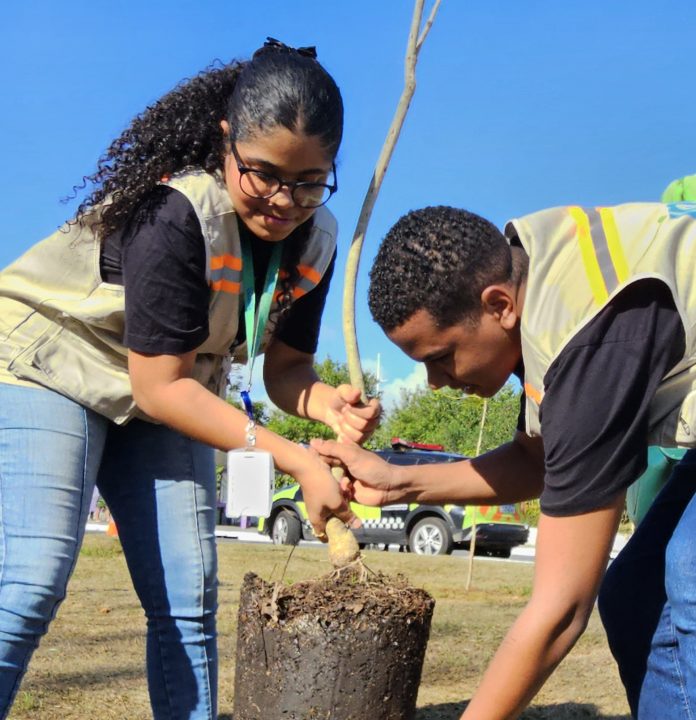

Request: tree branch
left=342, top=0, right=441, bottom=398
left=417, top=0, right=442, bottom=51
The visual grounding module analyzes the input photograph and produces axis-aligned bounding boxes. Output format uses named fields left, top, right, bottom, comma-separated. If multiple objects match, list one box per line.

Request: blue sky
left=2, top=1, right=695, bottom=409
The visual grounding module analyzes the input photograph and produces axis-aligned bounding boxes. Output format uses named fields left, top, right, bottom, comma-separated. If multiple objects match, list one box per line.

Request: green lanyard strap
left=239, top=237, right=282, bottom=439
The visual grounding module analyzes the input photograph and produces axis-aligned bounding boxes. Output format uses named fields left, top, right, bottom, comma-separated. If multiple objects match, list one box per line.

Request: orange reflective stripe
left=524, top=382, right=542, bottom=404
left=273, top=287, right=308, bottom=301
left=210, top=279, right=240, bottom=293
left=273, top=264, right=322, bottom=301
left=277, top=266, right=321, bottom=283
left=210, top=254, right=242, bottom=271
left=298, top=264, right=321, bottom=285
left=210, top=255, right=242, bottom=294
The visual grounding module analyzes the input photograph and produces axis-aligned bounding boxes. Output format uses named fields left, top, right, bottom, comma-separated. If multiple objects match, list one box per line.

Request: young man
left=313, top=202, right=696, bottom=719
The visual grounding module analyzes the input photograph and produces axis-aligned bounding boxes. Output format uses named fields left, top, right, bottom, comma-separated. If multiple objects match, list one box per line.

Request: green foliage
left=382, top=383, right=521, bottom=455
left=364, top=423, right=394, bottom=451
left=312, top=356, right=380, bottom=396
left=521, top=499, right=540, bottom=527
left=249, top=351, right=520, bottom=456
left=519, top=498, right=632, bottom=532
left=265, top=356, right=381, bottom=443
left=274, top=472, right=295, bottom=489
left=266, top=407, right=334, bottom=444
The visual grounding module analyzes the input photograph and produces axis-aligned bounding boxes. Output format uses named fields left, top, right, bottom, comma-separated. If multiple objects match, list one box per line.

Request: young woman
left=0, top=39, right=380, bottom=719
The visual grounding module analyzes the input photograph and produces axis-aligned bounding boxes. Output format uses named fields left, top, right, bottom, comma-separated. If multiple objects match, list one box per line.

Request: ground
left=8, top=535, right=631, bottom=720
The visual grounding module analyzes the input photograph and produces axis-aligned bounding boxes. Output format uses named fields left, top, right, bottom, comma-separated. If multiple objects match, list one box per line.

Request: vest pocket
left=8, top=323, right=137, bottom=424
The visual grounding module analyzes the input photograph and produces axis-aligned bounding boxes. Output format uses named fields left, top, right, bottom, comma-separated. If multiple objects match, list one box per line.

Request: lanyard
left=239, top=237, right=282, bottom=445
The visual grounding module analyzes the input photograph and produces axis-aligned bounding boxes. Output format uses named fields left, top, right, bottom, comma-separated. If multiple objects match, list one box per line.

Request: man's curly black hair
left=368, top=206, right=513, bottom=331
left=69, top=41, right=343, bottom=321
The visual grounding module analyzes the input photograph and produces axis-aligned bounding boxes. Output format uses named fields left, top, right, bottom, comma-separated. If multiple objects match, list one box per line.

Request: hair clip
left=262, top=37, right=317, bottom=60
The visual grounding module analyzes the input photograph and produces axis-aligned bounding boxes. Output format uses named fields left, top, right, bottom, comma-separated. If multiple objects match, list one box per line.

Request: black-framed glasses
left=230, top=143, right=337, bottom=209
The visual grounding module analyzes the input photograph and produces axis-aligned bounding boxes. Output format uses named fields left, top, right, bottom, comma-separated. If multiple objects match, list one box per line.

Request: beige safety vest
left=505, top=201, right=696, bottom=448
left=0, top=169, right=337, bottom=424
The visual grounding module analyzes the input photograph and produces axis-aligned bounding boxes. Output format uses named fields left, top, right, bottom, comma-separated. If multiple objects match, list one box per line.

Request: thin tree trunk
left=465, top=398, right=488, bottom=591
left=342, top=0, right=442, bottom=394
left=332, top=0, right=441, bottom=502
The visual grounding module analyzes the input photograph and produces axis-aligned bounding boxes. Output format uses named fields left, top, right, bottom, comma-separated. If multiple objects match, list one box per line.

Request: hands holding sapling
left=322, top=385, right=381, bottom=444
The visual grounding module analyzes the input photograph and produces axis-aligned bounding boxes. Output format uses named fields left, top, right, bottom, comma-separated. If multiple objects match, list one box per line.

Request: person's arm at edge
left=312, top=429, right=545, bottom=506
left=460, top=495, right=624, bottom=719
left=128, top=349, right=356, bottom=533
left=460, top=282, right=684, bottom=717
left=263, top=338, right=381, bottom=444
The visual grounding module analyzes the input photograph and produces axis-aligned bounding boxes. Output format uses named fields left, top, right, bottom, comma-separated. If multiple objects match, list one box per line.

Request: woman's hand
left=263, top=342, right=382, bottom=443
left=323, top=385, right=381, bottom=444
left=310, top=439, right=399, bottom=507
left=292, top=445, right=360, bottom=538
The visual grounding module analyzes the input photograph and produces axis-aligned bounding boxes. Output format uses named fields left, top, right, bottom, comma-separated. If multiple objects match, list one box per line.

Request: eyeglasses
left=230, top=143, right=337, bottom=209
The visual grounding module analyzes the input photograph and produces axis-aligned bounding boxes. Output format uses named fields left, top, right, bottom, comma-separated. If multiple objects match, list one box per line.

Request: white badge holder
left=225, top=417, right=275, bottom=519
left=225, top=447, right=275, bottom=518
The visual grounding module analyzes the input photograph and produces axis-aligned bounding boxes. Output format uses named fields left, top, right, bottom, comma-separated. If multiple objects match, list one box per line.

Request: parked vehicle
left=258, top=439, right=529, bottom=556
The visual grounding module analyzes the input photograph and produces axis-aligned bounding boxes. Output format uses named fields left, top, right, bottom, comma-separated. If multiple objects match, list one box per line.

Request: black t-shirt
left=100, top=186, right=335, bottom=356
left=518, top=279, right=685, bottom=516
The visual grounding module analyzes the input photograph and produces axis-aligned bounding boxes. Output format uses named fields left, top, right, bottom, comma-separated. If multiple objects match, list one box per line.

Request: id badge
left=225, top=448, right=275, bottom=518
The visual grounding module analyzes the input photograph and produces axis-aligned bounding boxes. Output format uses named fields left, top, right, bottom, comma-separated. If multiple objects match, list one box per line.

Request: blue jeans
left=0, top=383, right=218, bottom=719
left=599, top=449, right=696, bottom=719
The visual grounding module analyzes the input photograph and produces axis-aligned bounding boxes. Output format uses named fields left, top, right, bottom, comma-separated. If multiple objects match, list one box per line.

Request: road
left=87, top=523, right=630, bottom=565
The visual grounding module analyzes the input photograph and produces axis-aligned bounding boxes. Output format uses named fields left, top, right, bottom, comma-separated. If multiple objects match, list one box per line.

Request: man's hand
left=323, top=385, right=381, bottom=444
left=311, top=438, right=399, bottom=506
left=292, top=446, right=362, bottom=538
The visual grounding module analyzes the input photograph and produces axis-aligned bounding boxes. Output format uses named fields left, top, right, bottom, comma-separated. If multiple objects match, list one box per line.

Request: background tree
left=382, top=384, right=521, bottom=454
left=225, top=364, right=269, bottom=425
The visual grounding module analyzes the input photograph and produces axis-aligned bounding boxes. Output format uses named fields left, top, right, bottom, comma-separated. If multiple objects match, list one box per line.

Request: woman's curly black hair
left=368, top=206, right=515, bottom=331
left=74, top=62, right=243, bottom=238
left=72, top=40, right=343, bottom=319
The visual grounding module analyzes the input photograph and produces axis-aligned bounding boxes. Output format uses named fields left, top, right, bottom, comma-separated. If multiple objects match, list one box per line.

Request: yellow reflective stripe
left=568, top=206, right=608, bottom=304
left=598, top=207, right=629, bottom=284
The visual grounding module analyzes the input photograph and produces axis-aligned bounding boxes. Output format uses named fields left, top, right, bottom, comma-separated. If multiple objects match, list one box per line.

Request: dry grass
left=8, top=535, right=630, bottom=720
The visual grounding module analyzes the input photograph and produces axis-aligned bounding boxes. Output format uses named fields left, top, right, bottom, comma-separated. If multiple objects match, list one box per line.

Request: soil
left=233, top=566, right=435, bottom=720
left=10, top=539, right=630, bottom=719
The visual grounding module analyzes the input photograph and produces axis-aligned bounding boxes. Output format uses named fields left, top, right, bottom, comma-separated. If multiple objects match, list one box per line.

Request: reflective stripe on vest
left=568, top=206, right=629, bottom=304
left=0, top=169, right=337, bottom=423
left=523, top=382, right=542, bottom=405
left=211, top=257, right=326, bottom=299
left=507, top=202, right=696, bottom=445
left=276, top=264, right=325, bottom=300
left=294, top=264, right=323, bottom=298
left=210, top=254, right=242, bottom=293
